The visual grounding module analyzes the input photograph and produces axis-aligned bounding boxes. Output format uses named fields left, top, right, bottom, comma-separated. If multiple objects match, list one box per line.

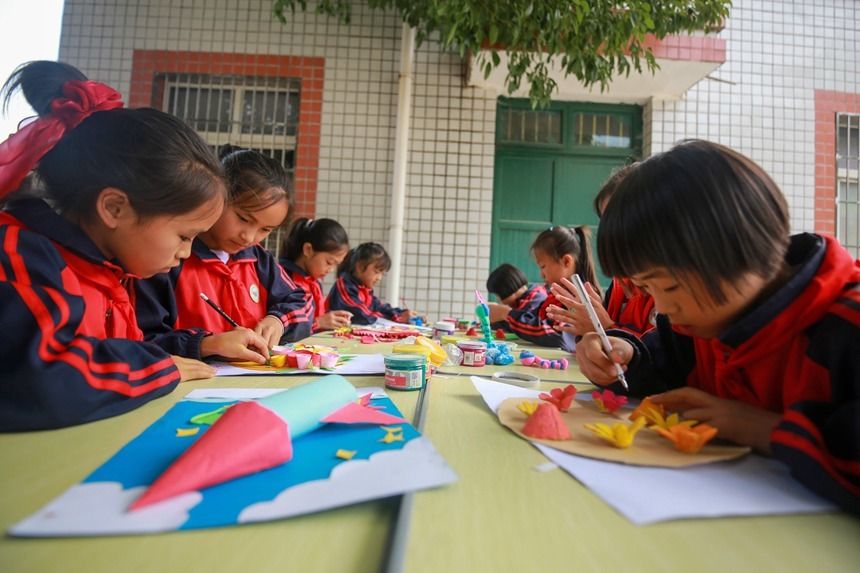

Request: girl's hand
left=548, top=278, right=613, bottom=335
left=318, top=310, right=353, bottom=330
left=171, top=355, right=216, bottom=382
left=650, top=388, right=781, bottom=454
left=575, top=332, right=634, bottom=386
left=487, top=302, right=511, bottom=323
left=255, top=315, right=285, bottom=348
left=397, top=309, right=425, bottom=323
left=200, top=328, right=270, bottom=364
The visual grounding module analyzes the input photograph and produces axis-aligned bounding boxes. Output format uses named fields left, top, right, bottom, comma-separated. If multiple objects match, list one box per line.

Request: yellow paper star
left=336, top=449, right=357, bottom=460
left=379, top=431, right=404, bottom=444
left=584, top=417, right=646, bottom=449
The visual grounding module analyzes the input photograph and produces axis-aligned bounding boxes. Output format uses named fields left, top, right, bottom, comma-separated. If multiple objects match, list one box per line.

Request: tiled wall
left=648, top=0, right=860, bottom=233
left=57, top=0, right=858, bottom=319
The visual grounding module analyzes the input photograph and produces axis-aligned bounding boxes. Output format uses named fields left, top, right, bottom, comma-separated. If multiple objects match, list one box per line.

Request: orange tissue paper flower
left=539, top=385, right=577, bottom=412
left=629, top=397, right=663, bottom=422
left=655, top=423, right=718, bottom=454
left=591, top=389, right=627, bottom=414
left=522, top=403, right=571, bottom=440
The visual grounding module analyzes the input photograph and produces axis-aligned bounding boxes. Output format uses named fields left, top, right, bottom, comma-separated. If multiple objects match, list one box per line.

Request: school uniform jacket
left=135, top=239, right=312, bottom=350
left=612, top=234, right=860, bottom=513
left=280, top=258, right=325, bottom=332
left=506, top=284, right=573, bottom=351
left=604, top=278, right=656, bottom=336
left=0, top=199, right=183, bottom=431
left=326, top=272, right=404, bottom=325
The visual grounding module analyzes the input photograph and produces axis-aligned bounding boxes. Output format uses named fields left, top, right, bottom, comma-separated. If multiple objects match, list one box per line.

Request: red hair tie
left=0, top=80, right=123, bottom=198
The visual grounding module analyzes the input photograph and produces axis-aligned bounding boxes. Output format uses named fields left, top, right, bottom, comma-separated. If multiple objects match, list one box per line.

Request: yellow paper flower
left=517, top=401, right=539, bottom=416
left=655, top=423, right=718, bottom=454
left=639, top=406, right=697, bottom=430
left=268, top=354, right=287, bottom=368
left=584, top=417, right=646, bottom=449
left=629, top=397, right=662, bottom=422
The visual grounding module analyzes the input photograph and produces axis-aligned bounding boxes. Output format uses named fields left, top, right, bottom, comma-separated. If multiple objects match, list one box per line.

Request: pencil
left=199, top=292, right=240, bottom=328
left=571, top=275, right=629, bottom=391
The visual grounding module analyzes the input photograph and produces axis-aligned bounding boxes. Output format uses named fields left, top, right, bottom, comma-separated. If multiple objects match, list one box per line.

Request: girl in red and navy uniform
left=280, top=218, right=351, bottom=332
left=577, top=140, right=860, bottom=514
left=327, top=242, right=422, bottom=325
left=136, top=147, right=312, bottom=348
left=494, top=227, right=599, bottom=351
left=0, top=61, right=268, bottom=431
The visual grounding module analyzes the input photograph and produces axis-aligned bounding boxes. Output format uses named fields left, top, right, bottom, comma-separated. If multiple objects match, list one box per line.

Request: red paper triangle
left=321, top=401, right=406, bottom=425
left=131, top=401, right=292, bottom=510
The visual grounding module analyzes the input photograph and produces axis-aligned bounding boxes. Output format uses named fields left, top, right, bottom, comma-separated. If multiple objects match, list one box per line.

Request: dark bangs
left=597, top=140, right=790, bottom=304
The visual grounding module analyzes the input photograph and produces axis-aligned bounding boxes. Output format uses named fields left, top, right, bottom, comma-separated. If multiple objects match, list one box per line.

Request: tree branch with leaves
left=273, top=1, right=731, bottom=107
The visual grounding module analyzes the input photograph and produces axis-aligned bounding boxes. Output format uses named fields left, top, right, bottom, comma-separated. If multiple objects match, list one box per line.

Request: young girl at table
left=326, top=242, right=422, bottom=325
left=280, top=217, right=352, bottom=331
left=135, top=146, right=313, bottom=349
left=0, top=61, right=268, bottom=431
left=547, top=165, right=655, bottom=337
left=576, top=139, right=860, bottom=513
left=508, top=226, right=599, bottom=350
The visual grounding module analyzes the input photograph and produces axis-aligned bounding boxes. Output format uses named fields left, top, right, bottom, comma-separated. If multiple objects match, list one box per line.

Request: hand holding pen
left=571, top=275, right=629, bottom=391
left=198, top=292, right=270, bottom=364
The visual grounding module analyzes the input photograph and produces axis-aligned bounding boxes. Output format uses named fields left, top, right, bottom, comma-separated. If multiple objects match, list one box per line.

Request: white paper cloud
left=9, top=482, right=201, bottom=537
left=238, top=437, right=457, bottom=523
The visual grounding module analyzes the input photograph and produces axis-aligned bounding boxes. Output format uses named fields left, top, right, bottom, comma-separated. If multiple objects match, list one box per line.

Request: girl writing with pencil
left=326, top=242, right=422, bottom=325
left=280, top=218, right=352, bottom=331
left=136, top=146, right=312, bottom=348
left=576, top=140, right=860, bottom=513
left=0, top=61, right=263, bottom=431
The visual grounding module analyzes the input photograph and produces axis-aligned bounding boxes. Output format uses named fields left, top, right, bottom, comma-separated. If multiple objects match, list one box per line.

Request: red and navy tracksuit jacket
left=0, top=199, right=184, bottom=431
left=326, top=272, right=404, bottom=325
left=604, top=278, right=655, bottom=336
left=135, top=239, right=312, bottom=350
left=505, top=284, right=574, bottom=351
left=612, top=234, right=860, bottom=513
left=280, top=258, right=326, bottom=332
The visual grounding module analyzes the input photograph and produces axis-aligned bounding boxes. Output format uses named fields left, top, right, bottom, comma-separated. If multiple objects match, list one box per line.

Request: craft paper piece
left=133, top=376, right=406, bottom=509
left=10, top=388, right=457, bottom=537
left=498, top=397, right=749, bottom=467
left=214, top=353, right=385, bottom=376
left=184, top=387, right=389, bottom=401
left=471, top=376, right=835, bottom=524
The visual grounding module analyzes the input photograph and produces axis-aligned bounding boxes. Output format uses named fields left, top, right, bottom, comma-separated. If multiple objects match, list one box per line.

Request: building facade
left=58, top=0, right=859, bottom=318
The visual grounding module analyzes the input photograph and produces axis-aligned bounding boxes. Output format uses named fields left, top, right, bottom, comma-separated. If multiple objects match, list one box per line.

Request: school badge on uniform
left=249, top=284, right=260, bottom=303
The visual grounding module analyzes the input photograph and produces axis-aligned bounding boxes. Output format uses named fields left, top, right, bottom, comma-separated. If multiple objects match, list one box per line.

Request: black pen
left=199, top=292, right=240, bottom=328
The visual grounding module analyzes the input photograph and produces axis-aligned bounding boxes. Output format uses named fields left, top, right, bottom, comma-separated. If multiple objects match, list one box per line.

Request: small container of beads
left=457, top=341, right=487, bottom=367
left=384, top=354, right=427, bottom=391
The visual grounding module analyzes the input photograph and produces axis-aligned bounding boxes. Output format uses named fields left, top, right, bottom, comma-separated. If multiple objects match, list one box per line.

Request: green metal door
left=490, top=99, right=642, bottom=287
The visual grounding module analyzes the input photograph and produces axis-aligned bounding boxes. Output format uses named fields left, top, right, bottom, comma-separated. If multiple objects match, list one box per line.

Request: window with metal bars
left=159, top=73, right=300, bottom=255
left=836, top=113, right=859, bottom=257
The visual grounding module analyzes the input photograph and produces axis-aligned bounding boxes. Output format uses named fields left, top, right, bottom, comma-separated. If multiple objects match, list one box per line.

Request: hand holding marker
left=570, top=275, right=629, bottom=391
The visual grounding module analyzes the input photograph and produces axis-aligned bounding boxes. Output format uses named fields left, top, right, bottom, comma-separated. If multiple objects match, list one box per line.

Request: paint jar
left=457, top=341, right=487, bottom=367
left=432, top=321, right=456, bottom=341
left=384, top=354, right=427, bottom=391
left=392, top=344, right=435, bottom=381
left=439, top=334, right=462, bottom=347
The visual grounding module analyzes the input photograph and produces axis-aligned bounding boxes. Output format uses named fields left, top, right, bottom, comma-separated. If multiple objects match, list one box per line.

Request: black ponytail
left=282, top=217, right=349, bottom=262
left=531, top=224, right=600, bottom=295
left=1, top=60, right=226, bottom=219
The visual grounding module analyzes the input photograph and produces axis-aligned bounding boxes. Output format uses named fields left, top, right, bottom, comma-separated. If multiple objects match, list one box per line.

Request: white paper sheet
left=213, top=353, right=385, bottom=376
left=184, top=386, right=388, bottom=400
left=471, top=376, right=835, bottom=524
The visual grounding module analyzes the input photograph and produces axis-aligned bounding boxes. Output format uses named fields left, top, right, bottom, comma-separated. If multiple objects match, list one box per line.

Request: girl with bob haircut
left=327, top=242, right=422, bottom=325
left=577, top=139, right=860, bottom=513
left=135, top=146, right=312, bottom=348
left=280, top=217, right=352, bottom=331
left=0, top=61, right=269, bottom=431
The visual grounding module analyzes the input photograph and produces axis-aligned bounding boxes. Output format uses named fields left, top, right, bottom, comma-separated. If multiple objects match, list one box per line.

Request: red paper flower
left=592, top=389, right=628, bottom=414
left=539, top=384, right=577, bottom=412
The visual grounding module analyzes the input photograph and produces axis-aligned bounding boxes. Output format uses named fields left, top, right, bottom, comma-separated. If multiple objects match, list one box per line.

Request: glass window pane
left=572, top=112, right=632, bottom=148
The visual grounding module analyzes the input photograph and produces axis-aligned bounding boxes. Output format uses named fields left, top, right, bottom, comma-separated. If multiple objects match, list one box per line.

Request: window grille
left=836, top=113, right=859, bottom=257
